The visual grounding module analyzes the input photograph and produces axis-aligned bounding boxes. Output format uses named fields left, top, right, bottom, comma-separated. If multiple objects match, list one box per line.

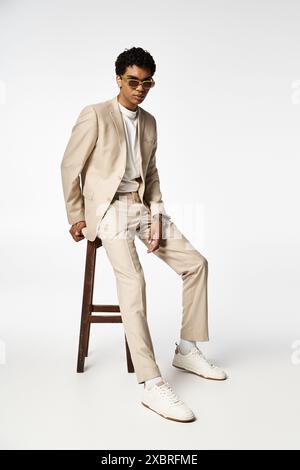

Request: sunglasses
left=121, top=76, right=155, bottom=90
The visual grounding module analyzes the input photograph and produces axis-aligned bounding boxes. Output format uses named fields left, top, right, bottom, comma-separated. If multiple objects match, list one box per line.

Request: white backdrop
left=1, top=0, right=299, bottom=450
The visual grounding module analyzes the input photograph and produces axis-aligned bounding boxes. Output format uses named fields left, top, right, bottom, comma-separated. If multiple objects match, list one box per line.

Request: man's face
left=116, top=65, right=153, bottom=107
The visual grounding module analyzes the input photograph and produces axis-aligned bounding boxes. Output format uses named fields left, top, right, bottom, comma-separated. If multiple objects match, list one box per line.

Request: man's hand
left=69, top=220, right=86, bottom=242
left=147, top=214, right=162, bottom=253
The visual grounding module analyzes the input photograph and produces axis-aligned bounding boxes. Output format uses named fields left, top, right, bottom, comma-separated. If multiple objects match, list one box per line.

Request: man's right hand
left=69, top=220, right=86, bottom=242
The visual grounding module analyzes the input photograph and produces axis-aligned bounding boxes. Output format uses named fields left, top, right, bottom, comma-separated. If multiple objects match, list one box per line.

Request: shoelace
left=157, top=382, right=184, bottom=406
left=191, top=348, right=217, bottom=368
left=175, top=342, right=218, bottom=369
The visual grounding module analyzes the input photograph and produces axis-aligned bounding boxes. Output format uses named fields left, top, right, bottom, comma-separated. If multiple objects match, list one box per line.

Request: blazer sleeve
left=60, top=105, right=98, bottom=225
left=143, top=117, right=170, bottom=220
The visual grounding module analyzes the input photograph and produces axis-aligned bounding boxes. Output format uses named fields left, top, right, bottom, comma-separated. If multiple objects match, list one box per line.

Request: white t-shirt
left=116, top=100, right=142, bottom=192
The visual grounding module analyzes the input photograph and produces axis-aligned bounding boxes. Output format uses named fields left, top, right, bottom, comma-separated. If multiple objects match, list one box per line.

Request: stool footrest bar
left=87, top=315, right=122, bottom=323
left=91, top=304, right=120, bottom=312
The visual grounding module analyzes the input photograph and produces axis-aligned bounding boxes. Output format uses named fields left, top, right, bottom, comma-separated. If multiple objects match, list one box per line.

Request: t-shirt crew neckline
left=118, top=101, right=139, bottom=119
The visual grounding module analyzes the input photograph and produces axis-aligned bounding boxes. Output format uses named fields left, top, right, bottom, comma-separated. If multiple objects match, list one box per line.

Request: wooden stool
left=77, top=237, right=135, bottom=374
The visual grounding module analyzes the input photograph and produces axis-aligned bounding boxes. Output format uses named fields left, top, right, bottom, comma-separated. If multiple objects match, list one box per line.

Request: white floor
left=1, top=233, right=299, bottom=450
left=1, top=285, right=299, bottom=450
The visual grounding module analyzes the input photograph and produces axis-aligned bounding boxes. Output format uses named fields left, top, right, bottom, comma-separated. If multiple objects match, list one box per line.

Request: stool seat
left=77, top=237, right=134, bottom=374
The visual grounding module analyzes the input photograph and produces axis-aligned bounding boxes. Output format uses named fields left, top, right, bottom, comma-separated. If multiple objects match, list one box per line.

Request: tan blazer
left=60, top=94, right=170, bottom=241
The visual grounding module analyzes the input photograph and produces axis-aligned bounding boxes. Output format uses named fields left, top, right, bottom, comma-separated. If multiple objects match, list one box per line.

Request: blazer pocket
left=82, top=186, right=94, bottom=200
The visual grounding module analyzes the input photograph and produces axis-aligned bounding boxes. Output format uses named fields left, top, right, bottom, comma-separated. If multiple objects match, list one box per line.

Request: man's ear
left=116, top=75, right=122, bottom=88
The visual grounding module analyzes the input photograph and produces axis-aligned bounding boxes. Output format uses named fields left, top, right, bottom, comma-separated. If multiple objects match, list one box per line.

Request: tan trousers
left=96, top=191, right=209, bottom=384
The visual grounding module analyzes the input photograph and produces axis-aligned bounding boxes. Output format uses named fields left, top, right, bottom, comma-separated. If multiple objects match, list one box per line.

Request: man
left=60, top=46, right=227, bottom=423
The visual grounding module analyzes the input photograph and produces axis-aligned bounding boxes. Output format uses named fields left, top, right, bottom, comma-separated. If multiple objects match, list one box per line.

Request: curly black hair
left=115, top=47, right=156, bottom=77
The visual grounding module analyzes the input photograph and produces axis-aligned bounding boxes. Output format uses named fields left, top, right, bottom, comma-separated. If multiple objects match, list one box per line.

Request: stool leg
left=125, top=334, right=135, bottom=373
left=77, top=240, right=97, bottom=373
left=85, top=323, right=91, bottom=357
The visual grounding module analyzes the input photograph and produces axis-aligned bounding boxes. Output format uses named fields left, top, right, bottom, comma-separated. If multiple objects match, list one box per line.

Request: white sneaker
left=172, top=342, right=227, bottom=381
left=141, top=379, right=196, bottom=422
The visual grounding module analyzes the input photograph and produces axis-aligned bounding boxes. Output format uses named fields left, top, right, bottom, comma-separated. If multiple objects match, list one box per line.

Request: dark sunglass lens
left=128, top=80, right=139, bottom=88
left=142, top=81, right=152, bottom=89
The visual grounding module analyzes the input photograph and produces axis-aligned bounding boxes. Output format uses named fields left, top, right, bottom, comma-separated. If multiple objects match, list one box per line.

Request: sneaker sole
left=141, top=401, right=196, bottom=423
left=172, top=363, right=227, bottom=381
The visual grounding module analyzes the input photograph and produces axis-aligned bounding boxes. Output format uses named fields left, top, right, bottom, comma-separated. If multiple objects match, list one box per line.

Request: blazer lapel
left=109, top=95, right=126, bottom=146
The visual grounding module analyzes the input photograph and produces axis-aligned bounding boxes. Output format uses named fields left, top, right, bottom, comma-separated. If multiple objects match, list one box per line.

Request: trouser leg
left=97, top=201, right=161, bottom=384
left=137, top=211, right=209, bottom=342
